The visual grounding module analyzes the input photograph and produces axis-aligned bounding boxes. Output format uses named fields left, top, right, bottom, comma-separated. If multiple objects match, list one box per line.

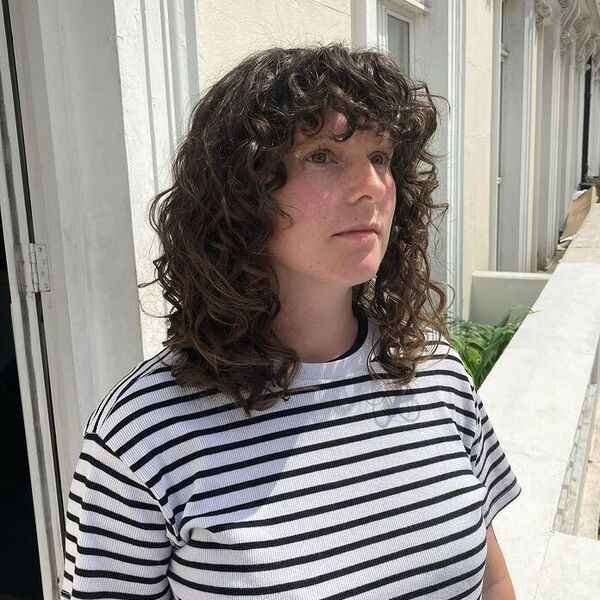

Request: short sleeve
left=60, top=433, right=173, bottom=599
left=468, top=385, right=522, bottom=528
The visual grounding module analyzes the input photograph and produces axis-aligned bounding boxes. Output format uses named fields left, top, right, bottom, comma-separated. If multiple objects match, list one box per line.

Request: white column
left=561, top=40, right=579, bottom=222
left=445, top=0, right=466, bottom=316
left=572, top=64, right=585, bottom=194
left=533, top=16, right=561, bottom=269
left=407, top=1, right=465, bottom=317
left=572, top=17, right=591, bottom=192
left=489, top=0, right=502, bottom=271
left=593, top=60, right=600, bottom=176
left=497, top=0, right=535, bottom=272
left=556, top=0, right=580, bottom=228
left=587, top=53, right=600, bottom=177
left=593, top=65, right=600, bottom=175
left=351, top=0, right=379, bottom=48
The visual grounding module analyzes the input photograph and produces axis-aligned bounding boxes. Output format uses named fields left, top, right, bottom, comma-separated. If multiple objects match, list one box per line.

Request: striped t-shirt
left=61, top=321, right=521, bottom=599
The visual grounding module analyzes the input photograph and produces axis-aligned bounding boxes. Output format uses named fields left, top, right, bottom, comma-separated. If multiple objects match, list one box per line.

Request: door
left=0, top=2, right=65, bottom=598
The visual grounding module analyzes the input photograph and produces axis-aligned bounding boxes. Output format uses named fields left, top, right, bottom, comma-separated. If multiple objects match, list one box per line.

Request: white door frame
left=0, top=5, right=63, bottom=598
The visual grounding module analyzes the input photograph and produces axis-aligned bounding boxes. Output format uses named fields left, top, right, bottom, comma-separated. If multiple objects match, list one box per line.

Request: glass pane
left=387, top=14, right=410, bottom=73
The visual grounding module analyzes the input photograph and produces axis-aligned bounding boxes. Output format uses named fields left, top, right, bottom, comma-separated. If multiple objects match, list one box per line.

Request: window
left=377, top=1, right=420, bottom=75
left=386, top=12, right=411, bottom=72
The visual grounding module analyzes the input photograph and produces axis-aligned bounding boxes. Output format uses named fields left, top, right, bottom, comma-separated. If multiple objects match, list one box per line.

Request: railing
left=478, top=197, right=600, bottom=599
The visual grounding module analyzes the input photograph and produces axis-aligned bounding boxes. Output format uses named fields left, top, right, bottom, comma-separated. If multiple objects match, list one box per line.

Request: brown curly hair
left=144, top=42, right=452, bottom=417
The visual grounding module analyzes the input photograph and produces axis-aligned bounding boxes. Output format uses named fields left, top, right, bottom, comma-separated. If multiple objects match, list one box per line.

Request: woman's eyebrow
left=294, top=133, right=339, bottom=148
left=296, top=133, right=394, bottom=149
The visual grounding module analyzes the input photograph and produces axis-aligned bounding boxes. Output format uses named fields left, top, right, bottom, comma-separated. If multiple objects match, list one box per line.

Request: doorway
left=0, top=1, right=66, bottom=597
left=0, top=217, right=43, bottom=599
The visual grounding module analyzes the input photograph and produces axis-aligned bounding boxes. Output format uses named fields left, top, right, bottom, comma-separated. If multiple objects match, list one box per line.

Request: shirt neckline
left=293, top=318, right=377, bottom=385
left=328, top=310, right=369, bottom=362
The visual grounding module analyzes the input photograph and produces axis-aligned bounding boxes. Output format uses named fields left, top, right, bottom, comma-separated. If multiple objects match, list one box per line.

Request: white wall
left=9, top=0, right=145, bottom=487
left=199, top=0, right=352, bottom=86
left=113, top=0, right=204, bottom=360
left=461, top=0, right=495, bottom=317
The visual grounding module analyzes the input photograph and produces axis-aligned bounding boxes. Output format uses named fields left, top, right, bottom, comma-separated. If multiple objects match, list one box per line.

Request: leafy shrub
left=444, top=306, right=533, bottom=389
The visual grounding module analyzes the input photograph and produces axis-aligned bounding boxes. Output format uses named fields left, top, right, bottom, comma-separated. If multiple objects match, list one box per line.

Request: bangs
left=242, top=45, right=437, bottom=163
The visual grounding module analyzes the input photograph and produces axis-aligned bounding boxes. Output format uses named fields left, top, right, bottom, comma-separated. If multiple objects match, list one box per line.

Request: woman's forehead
left=293, top=111, right=392, bottom=148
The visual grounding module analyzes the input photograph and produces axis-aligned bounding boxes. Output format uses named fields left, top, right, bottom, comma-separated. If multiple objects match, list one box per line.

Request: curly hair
left=144, top=42, right=452, bottom=417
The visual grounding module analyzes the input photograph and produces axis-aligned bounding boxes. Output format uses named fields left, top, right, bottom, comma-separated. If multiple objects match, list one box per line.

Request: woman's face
left=268, top=110, right=397, bottom=292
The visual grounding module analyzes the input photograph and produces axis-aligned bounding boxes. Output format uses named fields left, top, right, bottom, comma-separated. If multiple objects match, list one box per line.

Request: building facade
left=0, top=1, right=599, bottom=598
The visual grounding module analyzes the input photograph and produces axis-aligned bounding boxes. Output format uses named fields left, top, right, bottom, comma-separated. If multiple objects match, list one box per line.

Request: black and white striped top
left=61, top=321, right=521, bottom=599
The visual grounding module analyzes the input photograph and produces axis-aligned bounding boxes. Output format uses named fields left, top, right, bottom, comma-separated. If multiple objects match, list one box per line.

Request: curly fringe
left=142, top=42, right=453, bottom=417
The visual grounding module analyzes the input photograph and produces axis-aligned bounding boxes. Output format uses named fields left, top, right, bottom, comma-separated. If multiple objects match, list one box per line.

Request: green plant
left=444, top=305, right=533, bottom=389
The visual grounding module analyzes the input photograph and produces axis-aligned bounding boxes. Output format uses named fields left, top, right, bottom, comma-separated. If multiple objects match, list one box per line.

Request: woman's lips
left=333, top=230, right=378, bottom=241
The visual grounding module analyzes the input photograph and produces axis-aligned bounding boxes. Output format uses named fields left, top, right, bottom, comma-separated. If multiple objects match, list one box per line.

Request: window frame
left=377, top=0, right=428, bottom=75
left=365, top=0, right=466, bottom=317
left=378, top=3, right=414, bottom=73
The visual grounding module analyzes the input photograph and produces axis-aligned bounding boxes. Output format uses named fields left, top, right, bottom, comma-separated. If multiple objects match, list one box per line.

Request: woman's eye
left=304, top=148, right=391, bottom=166
left=371, top=152, right=391, bottom=166
left=306, top=150, right=330, bottom=164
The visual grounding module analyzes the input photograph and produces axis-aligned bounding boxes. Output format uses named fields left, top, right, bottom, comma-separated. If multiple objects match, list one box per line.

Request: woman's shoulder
left=419, top=326, right=457, bottom=364
left=86, top=346, right=227, bottom=438
left=417, top=327, right=476, bottom=395
left=84, top=347, right=180, bottom=436
left=82, top=346, right=235, bottom=474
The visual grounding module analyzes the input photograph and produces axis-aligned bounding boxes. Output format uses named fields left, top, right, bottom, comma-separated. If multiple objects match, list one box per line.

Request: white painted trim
left=574, top=63, right=586, bottom=187
left=351, top=0, right=379, bottom=48
left=378, top=2, right=416, bottom=73
left=519, top=9, right=535, bottom=271
left=446, top=0, right=465, bottom=317
left=0, top=6, right=63, bottom=598
left=590, top=73, right=600, bottom=175
left=496, top=0, right=536, bottom=272
left=7, top=0, right=164, bottom=522
left=558, top=41, right=577, bottom=223
left=533, top=18, right=562, bottom=270
left=397, top=0, right=429, bottom=13
left=489, top=0, right=503, bottom=271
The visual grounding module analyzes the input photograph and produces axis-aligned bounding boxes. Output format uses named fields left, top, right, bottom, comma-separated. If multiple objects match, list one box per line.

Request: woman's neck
left=271, top=283, right=358, bottom=363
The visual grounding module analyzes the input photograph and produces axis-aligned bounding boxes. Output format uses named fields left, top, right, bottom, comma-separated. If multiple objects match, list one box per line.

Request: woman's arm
left=482, top=525, right=516, bottom=600
left=61, top=433, right=173, bottom=599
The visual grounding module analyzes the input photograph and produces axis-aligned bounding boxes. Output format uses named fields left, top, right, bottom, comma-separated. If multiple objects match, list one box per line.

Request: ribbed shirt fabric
left=61, top=321, right=521, bottom=600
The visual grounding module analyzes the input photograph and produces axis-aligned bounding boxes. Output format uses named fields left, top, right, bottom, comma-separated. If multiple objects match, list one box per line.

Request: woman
left=61, top=43, right=521, bottom=599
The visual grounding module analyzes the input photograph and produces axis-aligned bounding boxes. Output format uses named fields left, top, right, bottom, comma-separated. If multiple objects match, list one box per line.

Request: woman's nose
left=344, top=159, right=388, bottom=204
